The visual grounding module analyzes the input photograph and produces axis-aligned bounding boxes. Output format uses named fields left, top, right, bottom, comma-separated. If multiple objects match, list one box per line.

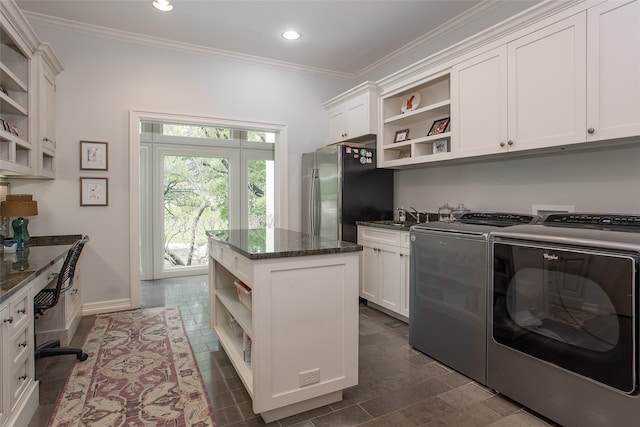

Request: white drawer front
left=9, top=287, right=31, bottom=334
left=358, top=226, right=402, bottom=246
left=65, top=287, right=82, bottom=325
left=11, top=322, right=31, bottom=366
left=400, top=231, right=410, bottom=249
left=10, top=356, right=32, bottom=410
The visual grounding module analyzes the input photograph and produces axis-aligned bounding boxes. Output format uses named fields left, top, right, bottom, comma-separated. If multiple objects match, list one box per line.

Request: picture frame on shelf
left=80, top=177, right=108, bottom=206
left=428, top=117, right=450, bottom=136
left=80, top=140, right=109, bottom=170
left=433, top=139, right=448, bottom=154
left=394, top=129, right=410, bottom=143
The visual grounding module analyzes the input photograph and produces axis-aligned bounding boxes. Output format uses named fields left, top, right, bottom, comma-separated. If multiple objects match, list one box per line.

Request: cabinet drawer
left=358, top=226, right=402, bottom=246
left=209, top=239, right=234, bottom=270
left=209, top=239, right=253, bottom=285
left=400, top=232, right=410, bottom=249
left=11, top=322, right=31, bottom=366
left=10, top=356, right=32, bottom=410
left=65, top=287, right=81, bottom=325
left=8, top=287, right=31, bottom=334
left=31, top=258, right=64, bottom=294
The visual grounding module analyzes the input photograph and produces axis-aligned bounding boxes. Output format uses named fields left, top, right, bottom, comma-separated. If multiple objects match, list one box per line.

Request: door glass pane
left=248, top=158, right=274, bottom=228
left=163, top=155, right=229, bottom=270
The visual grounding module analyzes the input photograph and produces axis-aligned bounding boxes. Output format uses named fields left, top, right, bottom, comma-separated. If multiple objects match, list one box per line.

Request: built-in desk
left=0, top=239, right=78, bottom=427
left=207, top=228, right=361, bottom=423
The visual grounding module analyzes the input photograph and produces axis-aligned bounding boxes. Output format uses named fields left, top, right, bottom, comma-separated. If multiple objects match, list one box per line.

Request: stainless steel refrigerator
left=302, top=144, right=394, bottom=243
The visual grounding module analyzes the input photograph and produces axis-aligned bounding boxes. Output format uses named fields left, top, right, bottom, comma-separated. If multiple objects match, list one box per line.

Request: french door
left=140, top=132, right=275, bottom=280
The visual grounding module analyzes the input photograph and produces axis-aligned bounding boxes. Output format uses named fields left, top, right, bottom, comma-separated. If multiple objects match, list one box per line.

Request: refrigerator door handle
left=311, top=168, right=320, bottom=236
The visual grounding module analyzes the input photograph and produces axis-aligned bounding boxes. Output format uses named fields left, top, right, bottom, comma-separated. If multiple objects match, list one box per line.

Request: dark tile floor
left=29, top=275, right=556, bottom=427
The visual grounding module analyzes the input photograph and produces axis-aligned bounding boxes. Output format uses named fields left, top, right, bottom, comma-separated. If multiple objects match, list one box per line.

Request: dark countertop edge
left=207, top=229, right=362, bottom=260
left=356, top=220, right=415, bottom=231
left=233, top=244, right=363, bottom=260
left=28, top=234, right=84, bottom=246
left=0, top=245, right=71, bottom=304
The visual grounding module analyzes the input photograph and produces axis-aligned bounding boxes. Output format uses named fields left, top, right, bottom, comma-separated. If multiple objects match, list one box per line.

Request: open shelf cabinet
left=379, top=72, right=452, bottom=167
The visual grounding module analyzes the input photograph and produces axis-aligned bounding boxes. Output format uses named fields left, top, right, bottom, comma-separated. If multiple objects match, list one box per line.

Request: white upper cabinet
left=452, top=14, right=587, bottom=158
left=1, top=1, right=61, bottom=178
left=451, top=46, right=508, bottom=158
left=506, top=13, right=587, bottom=152
left=0, top=3, right=34, bottom=176
left=33, top=44, right=62, bottom=178
left=586, top=0, right=640, bottom=142
left=324, top=82, right=379, bottom=144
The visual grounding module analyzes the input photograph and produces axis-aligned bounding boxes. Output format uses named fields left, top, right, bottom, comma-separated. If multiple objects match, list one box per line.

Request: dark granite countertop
left=357, top=220, right=417, bottom=231
left=0, top=244, right=71, bottom=303
left=206, top=228, right=362, bottom=260
left=357, top=215, right=440, bottom=231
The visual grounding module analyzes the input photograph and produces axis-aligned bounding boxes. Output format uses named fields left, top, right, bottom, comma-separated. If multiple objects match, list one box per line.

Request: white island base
left=208, top=231, right=360, bottom=423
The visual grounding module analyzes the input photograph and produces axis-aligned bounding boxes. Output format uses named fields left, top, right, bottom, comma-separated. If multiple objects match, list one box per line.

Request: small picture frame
left=394, top=129, right=410, bottom=143
left=433, top=139, right=448, bottom=154
left=80, top=141, right=109, bottom=170
left=80, top=177, right=108, bottom=206
left=428, top=117, right=450, bottom=136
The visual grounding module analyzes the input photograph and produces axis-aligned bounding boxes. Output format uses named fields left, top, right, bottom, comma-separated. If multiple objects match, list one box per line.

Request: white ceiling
left=16, top=0, right=538, bottom=76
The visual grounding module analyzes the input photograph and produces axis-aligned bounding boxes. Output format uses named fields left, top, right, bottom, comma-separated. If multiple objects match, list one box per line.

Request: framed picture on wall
left=80, top=141, right=109, bottom=170
left=80, top=177, right=108, bottom=206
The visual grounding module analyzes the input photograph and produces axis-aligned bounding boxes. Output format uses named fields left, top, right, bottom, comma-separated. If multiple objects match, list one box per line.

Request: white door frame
left=129, top=110, right=288, bottom=308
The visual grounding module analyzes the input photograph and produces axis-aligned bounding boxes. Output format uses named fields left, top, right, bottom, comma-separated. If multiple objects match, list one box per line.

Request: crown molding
left=376, top=0, right=586, bottom=93
left=22, top=11, right=355, bottom=81
left=355, top=0, right=506, bottom=79
left=1, top=0, right=41, bottom=53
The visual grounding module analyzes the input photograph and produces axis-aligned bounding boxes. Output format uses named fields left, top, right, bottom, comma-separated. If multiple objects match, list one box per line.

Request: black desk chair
left=34, top=236, right=89, bottom=361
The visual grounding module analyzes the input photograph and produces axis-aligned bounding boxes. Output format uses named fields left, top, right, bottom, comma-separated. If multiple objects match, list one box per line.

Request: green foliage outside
left=161, top=126, right=271, bottom=267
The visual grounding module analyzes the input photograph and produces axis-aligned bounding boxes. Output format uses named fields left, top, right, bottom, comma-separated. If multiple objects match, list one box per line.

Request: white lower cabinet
left=358, top=225, right=410, bottom=321
left=208, top=238, right=359, bottom=423
left=0, top=286, right=38, bottom=427
left=34, top=257, right=82, bottom=347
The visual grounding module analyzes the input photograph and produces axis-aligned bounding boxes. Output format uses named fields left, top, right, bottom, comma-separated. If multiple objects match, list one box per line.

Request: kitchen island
left=207, top=228, right=361, bottom=423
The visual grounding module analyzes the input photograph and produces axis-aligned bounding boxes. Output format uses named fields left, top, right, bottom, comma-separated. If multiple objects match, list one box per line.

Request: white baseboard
left=82, top=299, right=134, bottom=316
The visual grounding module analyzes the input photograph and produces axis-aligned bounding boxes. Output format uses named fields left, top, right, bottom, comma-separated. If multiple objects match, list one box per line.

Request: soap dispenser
left=398, top=206, right=406, bottom=223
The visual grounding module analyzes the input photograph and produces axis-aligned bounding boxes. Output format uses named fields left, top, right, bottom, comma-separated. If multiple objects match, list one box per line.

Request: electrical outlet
left=299, top=368, right=320, bottom=387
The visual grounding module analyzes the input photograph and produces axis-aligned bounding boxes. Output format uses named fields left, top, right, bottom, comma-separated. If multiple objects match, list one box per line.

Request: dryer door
left=492, top=240, right=637, bottom=394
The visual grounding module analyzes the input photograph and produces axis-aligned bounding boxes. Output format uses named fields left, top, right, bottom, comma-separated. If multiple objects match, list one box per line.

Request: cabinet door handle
left=587, top=127, right=595, bottom=134
left=18, top=341, right=27, bottom=348
left=17, top=308, right=26, bottom=314
left=507, top=140, right=514, bottom=146
left=18, top=375, right=27, bottom=381
left=3, top=316, right=13, bottom=324
left=499, top=141, right=506, bottom=147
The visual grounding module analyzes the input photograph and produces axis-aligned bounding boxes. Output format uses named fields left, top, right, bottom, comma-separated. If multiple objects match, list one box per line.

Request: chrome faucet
left=408, top=207, right=420, bottom=223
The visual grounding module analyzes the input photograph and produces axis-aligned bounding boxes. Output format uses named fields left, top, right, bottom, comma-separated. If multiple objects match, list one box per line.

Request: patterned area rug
left=49, top=306, right=216, bottom=426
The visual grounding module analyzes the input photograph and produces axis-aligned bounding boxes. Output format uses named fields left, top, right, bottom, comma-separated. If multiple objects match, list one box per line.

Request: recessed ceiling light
left=152, top=0, right=173, bottom=12
left=282, top=30, right=301, bottom=41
